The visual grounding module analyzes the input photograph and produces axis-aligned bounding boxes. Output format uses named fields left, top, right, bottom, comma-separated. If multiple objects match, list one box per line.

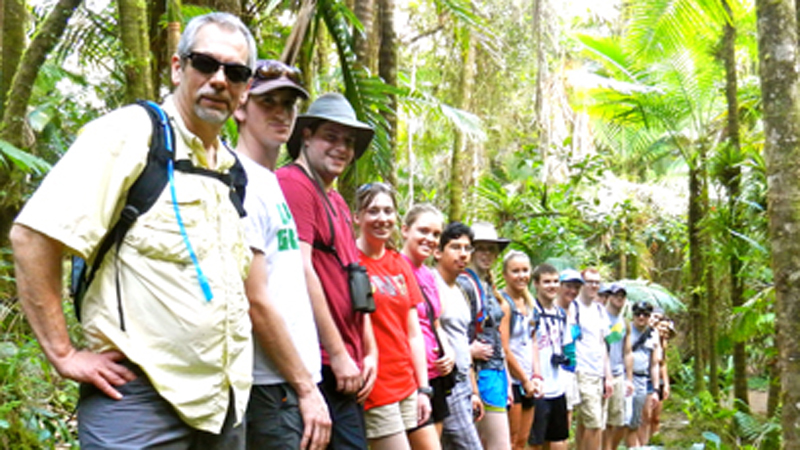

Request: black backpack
left=70, top=100, right=247, bottom=327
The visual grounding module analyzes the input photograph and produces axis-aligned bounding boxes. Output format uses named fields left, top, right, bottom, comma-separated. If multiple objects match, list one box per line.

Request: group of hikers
left=8, top=11, right=676, bottom=450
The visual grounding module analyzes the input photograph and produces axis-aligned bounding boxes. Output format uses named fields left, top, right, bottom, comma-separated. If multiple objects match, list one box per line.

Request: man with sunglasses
left=626, top=302, right=660, bottom=448
left=233, top=60, right=331, bottom=450
left=277, top=94, right=378, bottom=449
left=11, top=13, right=257, bottom=449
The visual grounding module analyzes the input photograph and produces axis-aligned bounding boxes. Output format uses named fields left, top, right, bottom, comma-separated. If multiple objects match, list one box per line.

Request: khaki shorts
left=562, top=370, right=580, bottom=411
left=603, top=375, right=626, bottom=427
left=365, top=391, right=418, bottom=439
left=576, top=372, right=604, bottom=429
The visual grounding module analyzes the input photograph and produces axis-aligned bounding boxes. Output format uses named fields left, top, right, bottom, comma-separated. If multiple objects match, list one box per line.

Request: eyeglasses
left=447, top=244, right=474, bottom=254
left=635, top=311, right=651, bottom=317
left=184, top=52, right=252, bottom=84
left=255, top=60, right=303, bottom=85
left=585, top=280, right=601, bottom=286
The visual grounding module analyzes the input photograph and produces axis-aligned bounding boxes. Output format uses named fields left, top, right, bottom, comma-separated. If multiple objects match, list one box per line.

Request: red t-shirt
left=277, top=164, right=364, bottom=368
left=359, top=249, right=423, bottom=410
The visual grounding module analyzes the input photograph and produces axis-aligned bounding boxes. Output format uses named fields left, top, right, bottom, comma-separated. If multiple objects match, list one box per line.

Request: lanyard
left=535, top=298, right=564, bottom=355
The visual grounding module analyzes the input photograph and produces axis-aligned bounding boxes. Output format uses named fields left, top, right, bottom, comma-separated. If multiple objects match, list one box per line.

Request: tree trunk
left=2, top=0, right=25, bottom=112
left=532, top=0, right=549, bottom=159
left=353, top=0, right=374, bottom=70
left=0, top=0, right=81, bottom=253
left=148, top=0, right=169, bottom=97
left=0, top=0, right=4, bottom=78
left=720, top=0, right=750, bottom=411
left=282, top=0, right=316, bottom=67
left=448, top=31, right=475, bottom=223
left=167, top=0, right=182, bottom=61
left=701, top=150, right=719, bottom=401
left=688, top=162, right=707, bottom=393
left=378, top=0, right=396, bottom=187
left=755, top=0, right=800, bottom=446
left=118, top=0, right=154, bottom=103
left=767, top=355, right=781, bottom=418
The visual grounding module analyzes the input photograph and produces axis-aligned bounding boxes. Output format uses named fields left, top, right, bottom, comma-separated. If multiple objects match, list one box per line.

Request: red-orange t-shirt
left=359, top=249, right=423, bottom=410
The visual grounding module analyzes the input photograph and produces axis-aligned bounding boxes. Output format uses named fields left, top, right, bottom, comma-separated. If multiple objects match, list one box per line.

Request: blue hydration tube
left=147, top=101, right=214, bottom=301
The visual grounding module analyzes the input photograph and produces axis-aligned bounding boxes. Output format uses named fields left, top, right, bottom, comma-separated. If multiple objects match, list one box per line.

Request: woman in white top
left=499, top=251, right=542, bottom=450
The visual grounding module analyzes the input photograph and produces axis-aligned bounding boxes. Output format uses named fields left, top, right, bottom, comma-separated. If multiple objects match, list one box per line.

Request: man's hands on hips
left=54, top=349, right=136, bottom=400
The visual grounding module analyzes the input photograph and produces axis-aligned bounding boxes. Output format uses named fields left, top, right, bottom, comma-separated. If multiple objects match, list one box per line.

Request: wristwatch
left=418, top=386, right=434, bottom=398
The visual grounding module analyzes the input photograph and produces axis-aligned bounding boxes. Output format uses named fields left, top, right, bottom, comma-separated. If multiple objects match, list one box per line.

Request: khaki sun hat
left=286, top=93, right=374, bottom=161
left=470, top=222, right=511, bottom=252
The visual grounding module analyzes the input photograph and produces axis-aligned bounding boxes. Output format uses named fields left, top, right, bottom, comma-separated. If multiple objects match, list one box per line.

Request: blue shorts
left=477, top=368, right=508, bottom=410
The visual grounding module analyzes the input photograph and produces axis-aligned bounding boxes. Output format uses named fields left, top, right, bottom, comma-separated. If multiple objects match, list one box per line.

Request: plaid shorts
left=441, top=374, right=482, bottom=449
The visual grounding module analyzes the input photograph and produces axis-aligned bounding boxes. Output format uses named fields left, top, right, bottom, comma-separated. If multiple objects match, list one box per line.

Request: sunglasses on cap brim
left=255, top=61, right=304, bottom=85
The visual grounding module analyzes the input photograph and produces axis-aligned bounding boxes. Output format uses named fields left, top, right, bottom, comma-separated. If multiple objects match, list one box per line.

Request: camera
left=551, top=353, right=569, bottom=367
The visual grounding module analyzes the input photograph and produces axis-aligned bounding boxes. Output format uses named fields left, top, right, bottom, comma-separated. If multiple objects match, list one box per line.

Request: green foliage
left=667, top=360, right=782, bottom=449
left=0, top=140, right=51, bottom=175
left=0, top=301, right=80, bottom=448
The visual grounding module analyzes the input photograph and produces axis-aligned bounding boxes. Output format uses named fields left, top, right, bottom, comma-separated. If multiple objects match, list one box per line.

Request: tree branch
left=403, top=25, right=444, bottom=45
left=0, top=0, right=83, bottom=149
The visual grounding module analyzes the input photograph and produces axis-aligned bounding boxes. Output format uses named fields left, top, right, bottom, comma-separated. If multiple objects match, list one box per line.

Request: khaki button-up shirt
left=15, top=96, right=253, bottom=433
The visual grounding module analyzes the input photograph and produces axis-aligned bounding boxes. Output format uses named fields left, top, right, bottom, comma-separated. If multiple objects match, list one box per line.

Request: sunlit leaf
left=0, top=139, right=52, bottom=174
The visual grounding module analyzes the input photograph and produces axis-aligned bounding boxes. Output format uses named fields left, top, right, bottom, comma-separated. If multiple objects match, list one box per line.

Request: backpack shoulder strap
left=501, top=290, right=520, bottom=333
left=172, top=143, right=247, bottom=218
left=631, top=327, right=652, bottom=352
left=72, top=100, right=173, bottom=321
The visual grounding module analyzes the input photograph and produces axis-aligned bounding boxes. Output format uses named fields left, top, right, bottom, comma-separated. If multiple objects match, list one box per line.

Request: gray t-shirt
left=435, top=270, right=473, bottom=379
left=631, top=325, right=658, bottom=394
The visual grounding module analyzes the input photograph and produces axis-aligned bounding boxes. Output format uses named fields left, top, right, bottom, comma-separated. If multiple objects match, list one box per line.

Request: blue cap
left=598, top=283, right=612, bottom=295
left=559, top=269, right=584, bottom=284
left=607, top=282, right=627, bottom=295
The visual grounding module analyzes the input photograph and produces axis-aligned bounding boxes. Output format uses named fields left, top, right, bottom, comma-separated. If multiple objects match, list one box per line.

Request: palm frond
left=0, top=139, right=52, bottom=174
left=625, top=0, right=727, bottom=62
left=318, top=0, right=396, bottom=179
left=55, top=4, right=119, bottom=73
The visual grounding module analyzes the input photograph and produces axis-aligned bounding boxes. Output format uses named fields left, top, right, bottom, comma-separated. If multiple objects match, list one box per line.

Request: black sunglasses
left=255, top=60, right=303, bottom=85
left=184, top=52, right=252, bottom=84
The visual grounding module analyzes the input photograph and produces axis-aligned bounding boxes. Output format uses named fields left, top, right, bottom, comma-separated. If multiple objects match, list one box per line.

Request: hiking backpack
left=70, top=100, right=247, bottom=326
